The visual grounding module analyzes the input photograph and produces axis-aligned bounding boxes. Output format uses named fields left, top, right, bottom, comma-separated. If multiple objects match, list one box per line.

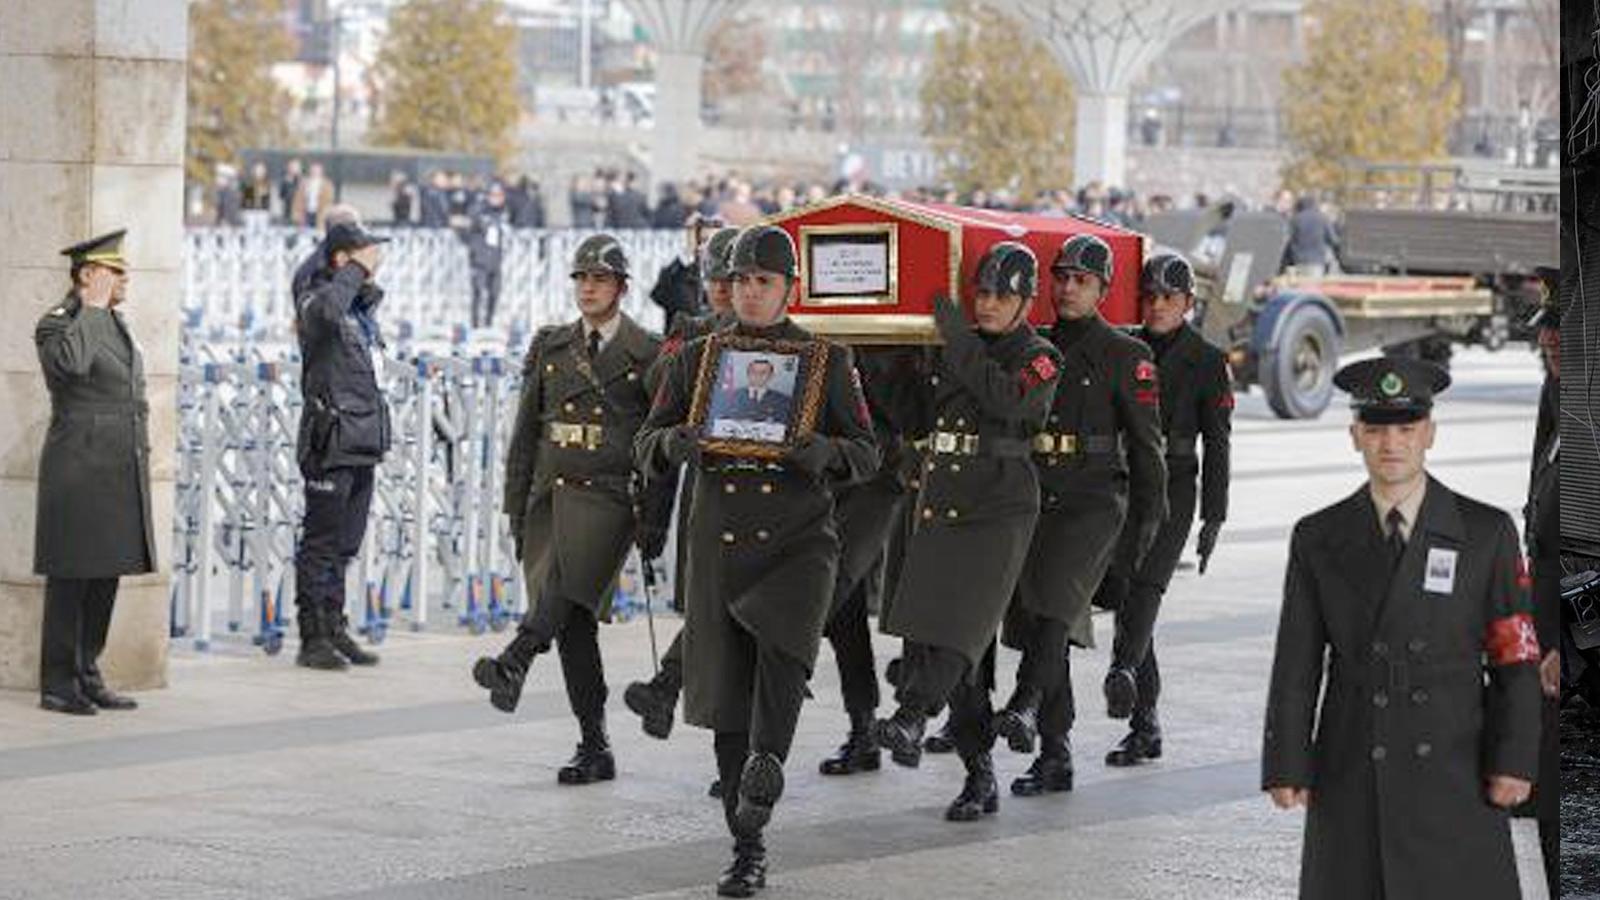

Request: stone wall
left=0, top=0, right=187, bottom=690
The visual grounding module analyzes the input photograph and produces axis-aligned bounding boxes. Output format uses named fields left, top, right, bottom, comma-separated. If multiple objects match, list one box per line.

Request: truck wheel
left=1263, top=305, right=1339, bottom=419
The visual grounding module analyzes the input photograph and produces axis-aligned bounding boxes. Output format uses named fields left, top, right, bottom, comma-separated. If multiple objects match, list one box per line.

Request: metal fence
left=173, top=227, right=683, bottom=653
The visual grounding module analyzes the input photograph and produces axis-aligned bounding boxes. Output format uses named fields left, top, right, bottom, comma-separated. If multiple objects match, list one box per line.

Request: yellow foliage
left=370, top=0, right=521, bottom=164
left=919, top=0, right=1075, bottom=198
left=1281, top=0, right=1460, bottom=197
left=186, top=0, right=295, bottom=186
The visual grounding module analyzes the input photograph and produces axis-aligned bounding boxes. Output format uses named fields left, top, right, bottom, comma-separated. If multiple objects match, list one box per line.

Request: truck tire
left=1263, top=304, right=1339, bottom=419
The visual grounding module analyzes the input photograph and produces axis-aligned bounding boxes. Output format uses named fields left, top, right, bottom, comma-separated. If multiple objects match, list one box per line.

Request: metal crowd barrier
left=173, top=226, right=679, bottom=652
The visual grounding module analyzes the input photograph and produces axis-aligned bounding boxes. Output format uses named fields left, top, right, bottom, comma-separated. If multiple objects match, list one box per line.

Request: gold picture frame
left=797, top=222, right=900, bottom=307
left=688, top=333, right=830, bottom=460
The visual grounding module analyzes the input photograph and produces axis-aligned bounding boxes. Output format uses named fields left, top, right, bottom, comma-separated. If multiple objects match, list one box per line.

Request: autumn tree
left=919, top=0, right=1075, bottom=198
left=1281, top=0, right=1459, bottom=195
left=186, top=0, right=295, bottom=186
left=370, top=0, right=521, bottom=163
left=703, top=16, right=767, bottom=109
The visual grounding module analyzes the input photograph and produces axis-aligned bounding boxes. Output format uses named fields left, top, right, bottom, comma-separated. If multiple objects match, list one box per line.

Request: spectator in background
left=389, top=171, right=416, bottom=226
left=278, top=157, right=303, bottom=224
left=465, top=182, right=509, bottom=328
left=419, top=171, right=450, bottom=228
left=607, top=172, right=651, bottom=229
left=292, top=162, right=334, bottom=230
left=653, top=182, right=688, bottom=229
left=214, top=164, right=243, bottom=227
left=1285, top=195, right=1340, bottom=276
left=716, top=180, right=761, bottom=225
left=570, top=174, right=599, bottom=228
left=508, top=175, right=546, bottom=228
left=241, top=162, right=273, bottom=213
left=448, top=172, right=472, bottom=221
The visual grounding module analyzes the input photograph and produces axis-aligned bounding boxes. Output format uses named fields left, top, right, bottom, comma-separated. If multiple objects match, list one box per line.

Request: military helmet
left=974, top=241, right=1038, bottom=300
left=1052, top=233, right=1114, bottom=284
left=731, top=225, right=798, bottom=279
left=570, top=233, right=629, bottom=279
left=701, top=226, right=740, bottom=282
left=1140, top=252, right=1195, bottom=297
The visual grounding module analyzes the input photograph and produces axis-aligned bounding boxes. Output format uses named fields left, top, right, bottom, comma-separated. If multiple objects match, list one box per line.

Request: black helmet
left=731, top=225, right=798, bottom=278
left=1141, top=252, right=1195, bottom=297
left=571, top=234, right=629, bottom=279
left=974, top=241, right=1038, bottom=299
left=1052, top=234, right=1114, bottom=284
left=701, top=226, right=740, bottom=282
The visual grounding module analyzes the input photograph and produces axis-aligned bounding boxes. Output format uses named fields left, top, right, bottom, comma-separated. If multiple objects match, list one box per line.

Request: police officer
left=464, top=182, right=508, bottom=328
left=636, top=225, right=878, bottom=896
left=625, top=224, right=740, bottom=743
left=293, top=222, right=391, bottom=671
left=1263, top=357, right=1540, bottom=900
left=1101, top=252, right=1232, bottom=766
left=471, top=234, right=672, bottom=786
left=999, top=234, right=1166, bottom=796
left=874, top=242, right=1064, bottom=823
left=34, top=230, right=152, bottom=715
left=1521, top=270, right=1561, bottom=895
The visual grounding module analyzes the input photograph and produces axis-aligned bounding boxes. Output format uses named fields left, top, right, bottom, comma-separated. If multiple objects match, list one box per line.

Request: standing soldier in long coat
left=1263, top=356, right=1540, bottom=900
left=471, top=234, right=675, bottom=786
left=635, top=225, right=878, bottom=897
left=873, top=242, right=1064, bottom=822
left=1099, top=252, right=1232, bottom=766
left=34, top=230, right=152, bottom=715
left=997, top=234, right=1166, bottom=797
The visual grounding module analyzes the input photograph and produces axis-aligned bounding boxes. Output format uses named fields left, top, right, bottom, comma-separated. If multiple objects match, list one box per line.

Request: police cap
left=1333, top=357, right=1451, bottom=424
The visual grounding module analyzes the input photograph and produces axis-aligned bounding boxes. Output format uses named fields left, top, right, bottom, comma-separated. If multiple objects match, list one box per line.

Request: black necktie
left=587, top=329, right=601, bottom=360
left=1386, top=508, right=1406, bottom=570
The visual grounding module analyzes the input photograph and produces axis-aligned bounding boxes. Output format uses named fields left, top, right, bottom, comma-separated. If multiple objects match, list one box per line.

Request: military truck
left=1148, top=162, right=1558, bottom=418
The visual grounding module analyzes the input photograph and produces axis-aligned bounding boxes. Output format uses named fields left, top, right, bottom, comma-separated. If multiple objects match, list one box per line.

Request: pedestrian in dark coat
left=1102, top=253, right=1232, bottom=767
left=472, top=234, right=673, bottom=787
left=1263, top=357, right=1541, bottom=900
left=34, top=230, right=151, bottom=715
left=874, top=242, right=1064, bottom=824
left=464, top=183, right=508, bottom=328
left=635, top=225, right=878, bottom=897
left=997, top=235, right=1165, bottom=797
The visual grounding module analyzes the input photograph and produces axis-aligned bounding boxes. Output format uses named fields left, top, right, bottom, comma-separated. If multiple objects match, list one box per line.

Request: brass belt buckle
left=933, top=432, right=957, bottom=454
left=584, top=424, right=604, bottom=448
left=959, top=434, right=979, bottom=455
left=1033, top=434, right=1055, bottom=454
left=1060, top=433, right=1077, bottom=454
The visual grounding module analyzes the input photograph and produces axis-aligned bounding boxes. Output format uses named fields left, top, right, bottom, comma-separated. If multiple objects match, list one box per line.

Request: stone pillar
left=1074, top=90, right=1131, bottom=189
left=652, top=49, right=705, bottom=191
left=0, top=0, right=187, bottom=691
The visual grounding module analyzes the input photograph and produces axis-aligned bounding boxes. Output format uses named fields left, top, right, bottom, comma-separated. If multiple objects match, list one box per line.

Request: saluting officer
left=636, top=225, right=878, bottom=897
left=874, top=242, right=1064, bottom=823
left=471, top=234, right=674, bottom=787
left=34, top=230, right=152, bottom=715
left=625, top=224, right=740, bottom=744
left=1263, top=357, right=1541, bottom=900
left=997, top=234, right=1166, bottom=797
left=1100, top=252, right=1232, bottom=766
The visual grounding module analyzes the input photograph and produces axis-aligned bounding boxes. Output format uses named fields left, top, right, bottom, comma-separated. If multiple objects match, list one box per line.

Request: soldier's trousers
left=898, top=639, right=995, bottom=730
left=295, top=465, right=375, bottom=619
left=713, top=625, right=811, bottom=837
left=512, top=594, right=607, bottom=724
left=1108, top=467, right=1197, bottom=713
left=40, top=577, right=119, bottom=698
left=1017, top=646, right=1077, bottom=750
left=825, top=576, right=880, bottom=716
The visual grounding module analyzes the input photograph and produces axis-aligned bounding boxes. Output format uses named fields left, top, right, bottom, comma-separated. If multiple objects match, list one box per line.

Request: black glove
left=662, top=424, right=701, bottom=466
left=931, top=293, right=969, bottom=341
left=786, top=432, right=837, bottom=477
left=635, top=523, right=668, bottom=561
left=1197, top=520, right=1223, bottom=574
left=509, top=515, right=525, bottom=562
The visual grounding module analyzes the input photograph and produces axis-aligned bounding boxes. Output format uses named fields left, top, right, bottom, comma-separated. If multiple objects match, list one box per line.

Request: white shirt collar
left=1371, top=478, right=1426, bottom=542
left=585, top=313, right=622, bottom=352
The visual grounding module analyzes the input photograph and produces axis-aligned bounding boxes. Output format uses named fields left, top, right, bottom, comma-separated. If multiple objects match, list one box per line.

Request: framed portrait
left=797, top=223, right=899, bottom=307
left=688, top=334, right=830, bottom=459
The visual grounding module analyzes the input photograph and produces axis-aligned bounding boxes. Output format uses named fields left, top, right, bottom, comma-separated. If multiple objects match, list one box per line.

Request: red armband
left=1134, top=359, right=1156, bottom=383
left=1134, top=387, right=1160, bottom=407
left=1485, top=613, right=1540, bottom=666
left=1019, top=354, right=1059, bottom=392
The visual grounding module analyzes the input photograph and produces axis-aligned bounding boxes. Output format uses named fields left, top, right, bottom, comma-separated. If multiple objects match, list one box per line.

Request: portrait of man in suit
left=707, top=352, right=799, bottom=443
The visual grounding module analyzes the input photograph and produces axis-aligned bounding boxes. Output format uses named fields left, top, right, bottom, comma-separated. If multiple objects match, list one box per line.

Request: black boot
left=708, top=778, right=723, bottom=799
left=884, top=656, right=904, bottom=689
left=819, top=709, right=881, bottom=775
left=623, top=669, right=680, bottom=740
left=993, top=684, right=1042, bottom=754
left=716, top=837, right=767, bottom=898
left=922, top=716, right=958, bottom=754
left=326, top=607, right=379, bottom=666
left=1104, top=665, right=1137, bottom=719
left=557, top=718, right=616, bottom=785
left=873, top=706, right=926, bottom=768
left=1106, top=708, right=1163, bottom=767
left=1010, top=737, right=1074, bottom=796
left=734, top=752, right=785, bottom=834
left=945, top=750, right=1000, bottom=821
left=296, top=607, right=347, bottom=671
left=472, top=632, right=540, bottom=713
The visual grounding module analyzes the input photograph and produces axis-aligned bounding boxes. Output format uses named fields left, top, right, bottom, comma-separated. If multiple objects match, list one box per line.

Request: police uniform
left=34, top=230, right=152, bottom=715
left=472, top=234, right=672, bottom=787
left=1262, top=357, right=1541, bottom=900
left=999, top=236, right=1166, bottom=795
left=635, top=226, right=878, bottom=897
left=1103, top=253, right=1234, bottom=765
left=876, top=242, right=1064, bottom=822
